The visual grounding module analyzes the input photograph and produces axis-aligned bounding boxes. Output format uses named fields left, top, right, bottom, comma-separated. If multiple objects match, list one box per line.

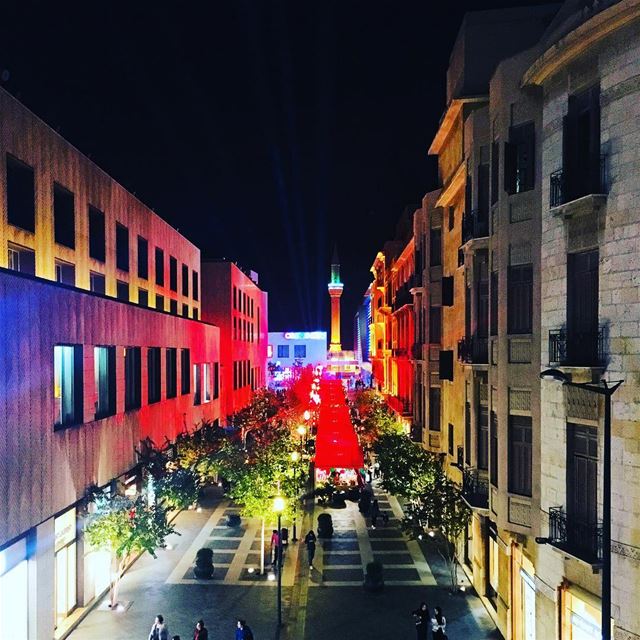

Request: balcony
left=549, top=155, right=607, bottom=215
left=548, top=327, right=606, bottom=368
left=461, top=209, right=489, bottom=245
left=462, top=468, right=489, bottom=510
left=548, top=506, right=602, bottom=565
left=457, top=335, right=488, bottom=365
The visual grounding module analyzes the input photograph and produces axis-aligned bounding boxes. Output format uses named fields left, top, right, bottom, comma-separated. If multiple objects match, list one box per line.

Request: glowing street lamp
left=272, top=495, right=286, bottom=628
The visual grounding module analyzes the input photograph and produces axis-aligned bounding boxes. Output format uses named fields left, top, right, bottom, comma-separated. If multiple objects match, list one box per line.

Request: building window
left=137, top=236, right=148, bottom=279
left=88, top=206, right=106, bottom=262
left=166, top=348, right=177, bottom=399
left=442, top=276, right=454, bottom=307
left=90, top=271, right=105, bottom=295
left=55, top=260, right=75, bottom=286
left=448, top=206, right=455, bottom=231
left=233, top=361, right=237, bottom=390
left=504, top=122, right=535, bottom=194
left=294, top=345, right=306, bottom=359
left=169, top=299, right=178, bottom=315
left=233, top=286, right=237, bottom=310
left=54, top=345, right=83, bottom=428
left=430, top=229, right=442, bottom=266
left=53, top=183, right=75, bottom=249
left=490, top=411, right=498, bottom=486
left=116, top=280, right=129, bottom=301
left=192, top=270, right=199, bottom=301
left=193, top=364, right=201, bottom=405
left=429, top=387, right=441, bottom=431
left=182, top=264, right=189, bottom=296
left=156, top=295, right=164, bottom=312
left=124, top=347, right=141, bottom=410
left=138, top=288, right=148, bottom=307
left=147, top=347, right=161, bottom=404
left=169, top=256, right=178, bottom=292
left=478, top=406, right=489, bottom=470
left=115, top=223, right=129, bottom=272
left=94, top=346, right=116, bottom=419
left=203, top=363, right=212, bottom=403
left=429, top=307, right=441, bottom=343
left=491, top=140, right=500, bottom=205
left=155, top=248, right=164, bottom=286
left=192, top=308, right=199, bottom=320
left=7, top=243, right=35, bottom=275
left=54, top=508, right=77, bottom=628
left=508, top=415, right=532, bottom=496
left=182, top=303, right=189, bottom=317
left=448, top=423, right=454, bottom=455
left=567, top=423, right=597, bottom=537
left=6, top=154, right=35, bottom=232
left=439, top=350, right=454, bottom=381
left=180, top=349, right=190, bottom=395
left=213, top=362, right=219, bottom=399
left=464, top=403, right=471, bottom=465
left=277, top=345, right=289, bottom=358
left=507, top=264, right=533, bottom=334
left=490, top=271, right=498, bottom=336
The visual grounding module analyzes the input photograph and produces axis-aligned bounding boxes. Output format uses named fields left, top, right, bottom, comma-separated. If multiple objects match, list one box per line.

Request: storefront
left=0, top=537, right=29, bottom=640
left=54, top=508, right=78, bottom=630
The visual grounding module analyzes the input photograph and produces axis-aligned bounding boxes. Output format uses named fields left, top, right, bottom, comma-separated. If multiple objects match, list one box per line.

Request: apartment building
left=522, top=1, right=640, bottom=638
left=0, top=87, right=221, bottom=640
left=201, top=260, right=268, bottom=421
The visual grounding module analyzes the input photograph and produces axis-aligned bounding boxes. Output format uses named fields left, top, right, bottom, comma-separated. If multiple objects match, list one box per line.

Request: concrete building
left=0, top=86, right=221, bottom=640
left=267, top=330, right=327, bottom=372
left=200, top=261, right=268, bottom=421
left=522, top=1, right=640, bottom=638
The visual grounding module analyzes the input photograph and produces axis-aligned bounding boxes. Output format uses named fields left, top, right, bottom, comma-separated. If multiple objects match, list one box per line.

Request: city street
left=69, top=485, right=499, bottom=640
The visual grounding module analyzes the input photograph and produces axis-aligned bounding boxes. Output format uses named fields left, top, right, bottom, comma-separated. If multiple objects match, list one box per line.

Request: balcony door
left=567, top=423, right=598, bottom=553
left=567, top=250, right=599, bottom=364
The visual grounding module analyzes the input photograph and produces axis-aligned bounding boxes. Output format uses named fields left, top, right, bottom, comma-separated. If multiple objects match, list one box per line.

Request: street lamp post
left=290, top=451, right=300, bottom=542
left=272, top=495, right=286, bottom=629
left=539, top=369, right=623, bottom=640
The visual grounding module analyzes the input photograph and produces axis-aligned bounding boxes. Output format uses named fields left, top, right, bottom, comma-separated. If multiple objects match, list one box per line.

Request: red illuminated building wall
left=200, top=260, right=268, bottom=420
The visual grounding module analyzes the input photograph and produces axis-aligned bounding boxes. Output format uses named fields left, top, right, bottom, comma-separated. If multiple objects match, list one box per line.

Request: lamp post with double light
left=272, top=495, right=286, bottom=628
left=538, top=368, right=622, bottom=640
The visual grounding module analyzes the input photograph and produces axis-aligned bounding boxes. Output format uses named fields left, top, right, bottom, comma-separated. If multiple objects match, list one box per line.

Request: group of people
left=147, top=615, right=254, bottom=640
left=412, top=603, right=447, bottom=640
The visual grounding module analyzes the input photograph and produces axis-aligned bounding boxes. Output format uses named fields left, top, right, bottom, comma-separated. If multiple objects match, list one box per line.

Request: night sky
left=1, top=0, right=551, bottom=343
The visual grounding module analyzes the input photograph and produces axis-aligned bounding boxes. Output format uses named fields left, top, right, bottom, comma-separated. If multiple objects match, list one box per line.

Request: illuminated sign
left=283, top=331, right=326, bottom=340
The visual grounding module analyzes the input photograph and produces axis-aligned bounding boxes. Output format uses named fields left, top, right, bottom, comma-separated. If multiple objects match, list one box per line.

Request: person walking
left=193, top=619, right=208, bottom=640
left=411, top=602, right=430, bottom=640
left=431, top=606, right=447, bottom=639
left=370, top=499, right=380, bottom=528
left=304, top=530, right=317, bottom=568
left=270, top=528, right=280, bottom=568
left=148, top=614, right=170, bottom=640
left=235, top=619, right=254, bottom=640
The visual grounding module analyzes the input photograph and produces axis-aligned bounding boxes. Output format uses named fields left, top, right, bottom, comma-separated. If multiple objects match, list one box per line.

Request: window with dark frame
left=507, top=264, right=533, bottom=334
left=90, top=271, right=105, bottom=295
left=94, top=346, right=116, bottom=419
left=169, top=256, right=178, bottom=292
left=116, top=280, right=129, bottom=301
left=448, top=423, right=454, bottom=456
left=55, top=260, right=75, bottom=286
left=124, top=347, right=141, bottom=411
left=182, top=264, right=189, bottom=296
left=430, top=306, right=442, bottom=343
left=166, top=348, right=177, bottom=399
left=294, top=345, right=306, bottom=359
left=180, top=349, right=190, bottom=395
left=478, top=406, right=489, bottom=471
left=115, top=223, right=129, bottom=272
left=490, top=271, right=498, bottom=336
left=54, top=183, right=75, bottom=249
left=504, top=122, right=535, bottom=195
left=8, top=243, right=35, bottom=275
left=54, top=345, right=83, bottom=428
left=182, top=303, right=189, bottom=317
left=277, top=345, right=289, bottom=358
left=448, top=206, right=455, bottom=231
left=429, top=387, right=441, bottom=431
left=155, top=247, right=164, bottom=286
left=439, top=350, right=454, bottom=381
left=6, top=154, right=35, bottom=232
left=465, top=402, right=471, bottom=466
left=137, top=236, right=148, bottom=279
left=156, top=295, right=164, bottom=311
left=203, top=363, right=212, bottom=403
left=147, top=347, right=161, bottom=404
left=138, top=288, right=148, bottom=307
left=442, top=276, right=454, bottom=307
left=213, top=362, right=219, bottom=399
left=89, top=206, right=106, bottom=262
left=430, top=229, right=442, bottom=266
left=508, top=415, right=532, bottom=496
left=193, top=364, right=201, bottom=405
left=170, top=299, right=178, bottom=315
left=491, top=140, right=500, bottom=205
left=192, top=270, right=199, bottom=301
left=490, top=410, right=498, bottom=486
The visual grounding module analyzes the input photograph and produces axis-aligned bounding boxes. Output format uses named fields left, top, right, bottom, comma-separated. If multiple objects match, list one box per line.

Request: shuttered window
left=508, top=415, right=532, bottom=496
left=504, top=122, right=535, bottom=194
left=507, top=264, right=533, bottom=334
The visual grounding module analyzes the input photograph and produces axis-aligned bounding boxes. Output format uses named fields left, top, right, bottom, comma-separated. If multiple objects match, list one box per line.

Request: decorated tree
left=84, top=487, right=175, bottom=608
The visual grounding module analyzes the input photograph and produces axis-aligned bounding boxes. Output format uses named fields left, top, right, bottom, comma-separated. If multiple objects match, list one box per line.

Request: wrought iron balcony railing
left=548, top=327, right=606, bottom=367
left=548, top=506, right=603, bottom=564
left=549, top=155, right=607, bottom=208
left=457, top=336, right=489, bottom=365
left=462, top=468, right=489, bottom=510
left=461, top=209, right=489, bottom=244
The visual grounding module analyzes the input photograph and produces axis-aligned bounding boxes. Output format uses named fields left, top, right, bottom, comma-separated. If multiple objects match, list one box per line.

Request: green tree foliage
left=353, top=390, right=404, bottom=450
left=85, top=487, right=175, bottom=607
left=154, top=467, right=199, bottom=510
left=175, top=422, right=227, bottom=484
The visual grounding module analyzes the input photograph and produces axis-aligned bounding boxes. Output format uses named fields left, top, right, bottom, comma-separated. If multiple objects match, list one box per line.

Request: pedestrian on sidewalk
left=193, top=619, right=208, bottom=640
left=431, top=606, right=447, bottom=640
left=411, top=602, right=430, bottom=640
left=148, top=614, right=170, bottom=640
left=304, top=529, right=317, bottom=568
left=370, top=499, right=380, bottom=528
left=270, top=528, right=280, bottom=568
left=235, top=619, right=254, bottom=640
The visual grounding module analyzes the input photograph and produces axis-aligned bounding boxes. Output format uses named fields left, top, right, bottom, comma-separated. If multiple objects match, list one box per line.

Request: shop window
left=182, top=264, right=189, bottom=296
left=137, top=236, right=148, bottom=279
left=125, top=346, right=141, bottom=410
left=55, top=260, right=75, bottom=286
left=89, top=206, right=106, bottom=262
left=94, top=346, right=116, bottom=419
left=115, top=223, right=129, bottom=272
left=90, top=271, right=105, bottom=295
left=193, top=364, right=201, bottom=405
left=277, top=345, right=289, bottom=358
left=53, top=183, right=75, bottom=249
left=203, top=363, right=212, bottom=402
left=54, top=508, right=77, bottom=629
left=7, top=243, right=35, bottom=276
left=6, top=154, right=35, bottom=232
left=155, top=247, right=164, bottom=286
left=166, top=348, right=177, bottom=399
left=147, top=347, right=161, bottom=404
left=294, top=345, right=307, bottom=359
left=181, top=349, right=190, bottom=395
left=54, top=345, right=83, bottom=428
left=169, top=256, right=178, bottom=292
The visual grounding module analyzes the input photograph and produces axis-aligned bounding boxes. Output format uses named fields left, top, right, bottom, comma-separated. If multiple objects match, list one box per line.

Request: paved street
left=69, top=485, right=500, bottom=640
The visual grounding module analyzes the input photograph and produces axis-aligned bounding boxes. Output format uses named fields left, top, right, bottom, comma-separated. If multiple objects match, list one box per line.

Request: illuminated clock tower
left=328, top=245, right=343, bottom=353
